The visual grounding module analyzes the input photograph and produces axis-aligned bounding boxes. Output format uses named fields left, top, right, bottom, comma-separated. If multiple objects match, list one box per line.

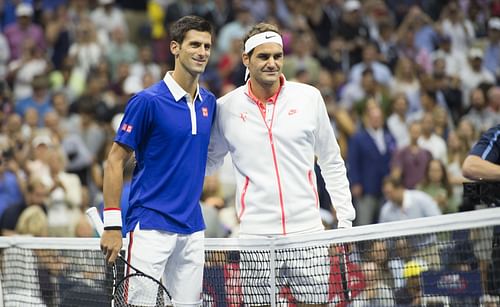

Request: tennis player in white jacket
left=206, top=23, right=355, bottom=305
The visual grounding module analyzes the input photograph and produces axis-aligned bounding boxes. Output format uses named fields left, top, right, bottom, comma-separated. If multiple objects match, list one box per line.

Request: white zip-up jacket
left=207, top=78, right=355, bottom=235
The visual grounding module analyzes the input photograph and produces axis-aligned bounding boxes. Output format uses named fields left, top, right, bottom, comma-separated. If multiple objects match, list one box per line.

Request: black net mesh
left=1, top=209, right=499, bottom=306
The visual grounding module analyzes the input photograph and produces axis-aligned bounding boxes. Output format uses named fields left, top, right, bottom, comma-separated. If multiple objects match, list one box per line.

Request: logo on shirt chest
left=202, top=107, right=208, bottom=117
left=288, top=109, right=297, bottom=116
left=240, top=112, right=248, bottom=122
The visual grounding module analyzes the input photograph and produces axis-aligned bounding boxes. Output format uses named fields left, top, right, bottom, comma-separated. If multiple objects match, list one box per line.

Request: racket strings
left=113, top=273, right=167, bottom=307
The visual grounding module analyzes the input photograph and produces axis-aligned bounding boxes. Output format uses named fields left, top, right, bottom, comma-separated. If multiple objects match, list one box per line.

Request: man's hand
left=100, top=230, right=123, bottom=264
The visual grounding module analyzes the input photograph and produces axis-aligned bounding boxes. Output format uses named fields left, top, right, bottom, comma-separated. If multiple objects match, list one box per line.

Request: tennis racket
left=338, top=243, right=351, bottom=302
left=86, top=207, right=172, bottom=307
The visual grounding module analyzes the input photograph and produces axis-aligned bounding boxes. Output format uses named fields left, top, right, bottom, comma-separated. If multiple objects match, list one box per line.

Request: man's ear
left=242, top=52, right=250, bottom=67
left=170, top=40, right=180, bottom=58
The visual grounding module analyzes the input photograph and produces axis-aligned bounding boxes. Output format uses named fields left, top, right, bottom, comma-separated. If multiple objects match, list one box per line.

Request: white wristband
left=103, top=208, right=122, bottom=229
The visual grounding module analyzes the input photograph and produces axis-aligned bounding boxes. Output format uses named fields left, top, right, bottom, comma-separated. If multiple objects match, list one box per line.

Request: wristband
left=103, top=208, right=122, bottom=229
left=104, top=226, right=122, bottom=231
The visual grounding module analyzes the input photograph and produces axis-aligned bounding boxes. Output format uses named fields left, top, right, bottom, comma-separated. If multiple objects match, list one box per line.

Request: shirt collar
left=245, top=74, right=285, bottom=105
left=163, top=71, right=203, bottom=102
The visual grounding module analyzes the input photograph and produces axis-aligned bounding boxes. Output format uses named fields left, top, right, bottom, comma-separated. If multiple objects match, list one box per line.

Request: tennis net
left=1, top=207, right=499, bottom=306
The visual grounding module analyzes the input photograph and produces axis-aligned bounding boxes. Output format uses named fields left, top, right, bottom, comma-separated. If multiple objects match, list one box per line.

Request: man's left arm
left=314, top=91, right=355, bottom=228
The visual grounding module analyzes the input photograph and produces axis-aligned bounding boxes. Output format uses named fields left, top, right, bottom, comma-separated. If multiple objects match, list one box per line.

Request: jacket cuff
left=337, top=220, right=352, bottom=228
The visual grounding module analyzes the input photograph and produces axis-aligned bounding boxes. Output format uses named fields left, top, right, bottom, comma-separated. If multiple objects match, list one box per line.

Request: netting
left=1, top=208, right=499, bottom=306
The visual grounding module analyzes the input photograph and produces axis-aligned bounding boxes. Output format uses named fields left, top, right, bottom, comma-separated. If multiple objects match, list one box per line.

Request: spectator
left=8, top=40, right=50, bottom=101
left=0, top=178, right=49, bottom=236
left=394, top=260, right=428, bottom=306
left=439, top=1, right=475, bottom=54
left=43, top=3, right=71, bottom=70
left=4, top=3, right=46, bottom=61
left=332, top=0, right=371, bottom=65
left=45, top=147, right=83, bottom=237
left=386, top=94, right=410, bottom=149
left=90, top=0, right=127, bottom=46
left=216, top=7, right=253, bottom=55
left=68, top=18, right=104, bottom=76
left=129, top=46, right=162, bottom=81
left=282, top=30, right=321, bottom=85
left=350, top=261, right=395, bottom=307
left=430, top=35, right=466, bottom=80
left=486, top=86, right=500, bottom=119
left=14, top=75, right=53, bottom=125
left=418, top=112, right=448, bottom=164
left=484, top=17, right=500, bottom=82
left=460, top=48, right=495, bottom=109
left=417, top=159, right=453, bottom=213
left=464, top=87, right=500, bottom=134
left=380, top=176, right=441, bottom=223
left=390, top=57, right=421, bottom=116
left=106, top=27, right=138, bottom=81
left=349, top=42, right=393, bottom=87
left=348, top=104, right=396, bottom=225
left=0, top=149, right=24, bottom=218
left=391, top=121, right=433, bottom=189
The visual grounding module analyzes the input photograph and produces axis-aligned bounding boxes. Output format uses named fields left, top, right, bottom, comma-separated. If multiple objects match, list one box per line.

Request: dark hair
left=169, top=15, right=213, bottom=44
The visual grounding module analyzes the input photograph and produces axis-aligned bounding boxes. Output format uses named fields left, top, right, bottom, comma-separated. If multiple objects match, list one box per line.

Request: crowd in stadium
left=0, top=0, right=499, bottom=305
left=0, top=0, right=499, bottom=243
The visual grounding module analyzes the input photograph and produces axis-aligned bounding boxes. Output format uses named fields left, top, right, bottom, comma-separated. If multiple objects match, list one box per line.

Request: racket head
left=112, top=271, right=170, bottom=307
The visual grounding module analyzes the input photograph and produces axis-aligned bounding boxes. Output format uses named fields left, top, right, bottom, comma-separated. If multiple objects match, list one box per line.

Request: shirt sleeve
left=313, top=89, right=356, bottom=228
left=206, top=99, right=230, bottom=175
left=114, top=94, right=153, bottom=151
left=469, top=125, right=500, bottom=163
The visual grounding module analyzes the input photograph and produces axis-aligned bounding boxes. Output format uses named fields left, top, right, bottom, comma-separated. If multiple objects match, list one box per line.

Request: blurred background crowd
left=0, top=0, right=499, bottom=239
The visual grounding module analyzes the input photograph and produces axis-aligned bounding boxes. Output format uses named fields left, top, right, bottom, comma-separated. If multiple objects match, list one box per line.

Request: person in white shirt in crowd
left=418, top=112, right=448, bottom=164
left=349, top=42, right=393, bottom=87
left=460, top=47, right=495, bottom=109
left=386, top=93, right=410, bottom=149
left=439, top=1, right=475, bottom=54
left=90, top=0, right=127, bottom=46
left=129, top=46, right=162, bottom=81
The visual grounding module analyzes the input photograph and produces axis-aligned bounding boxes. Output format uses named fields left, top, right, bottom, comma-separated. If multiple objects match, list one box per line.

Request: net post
left=269, top=237, right=276, bottom=307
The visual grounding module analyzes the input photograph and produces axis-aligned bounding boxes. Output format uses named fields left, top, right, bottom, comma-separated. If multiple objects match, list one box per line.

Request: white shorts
left=125, top=223, right=204, bottom=306
left=240, top=241, right=330, bottom=305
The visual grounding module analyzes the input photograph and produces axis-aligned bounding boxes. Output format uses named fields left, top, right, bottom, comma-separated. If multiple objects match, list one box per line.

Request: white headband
left=244, top=31, right=283, bottom=54
left=244, top=31, right=283, bottom=80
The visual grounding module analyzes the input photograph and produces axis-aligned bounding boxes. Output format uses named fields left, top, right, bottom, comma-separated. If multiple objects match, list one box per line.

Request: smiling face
left=243, top=42, right=283, bottom=88
left=171, top=30, right=212, bottom=77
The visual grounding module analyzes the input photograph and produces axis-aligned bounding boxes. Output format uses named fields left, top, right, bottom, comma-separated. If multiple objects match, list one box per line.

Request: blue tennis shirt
left=115, top=75, right=216, bottom=234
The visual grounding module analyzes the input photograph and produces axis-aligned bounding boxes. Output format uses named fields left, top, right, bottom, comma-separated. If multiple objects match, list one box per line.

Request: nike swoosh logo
left=265, top=35, right=276, bottom=39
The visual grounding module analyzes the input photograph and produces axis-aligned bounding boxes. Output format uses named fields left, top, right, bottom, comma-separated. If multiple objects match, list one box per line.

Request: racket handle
left=86, top=207, right=104, bottom=237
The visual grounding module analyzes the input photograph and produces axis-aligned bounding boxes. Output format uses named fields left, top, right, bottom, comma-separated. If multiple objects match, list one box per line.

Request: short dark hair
left=170, top=15, right=213, bottom=44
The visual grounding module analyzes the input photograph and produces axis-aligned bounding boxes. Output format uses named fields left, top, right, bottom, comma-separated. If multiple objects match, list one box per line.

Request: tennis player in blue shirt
left=100, top=16, right=216, bottom=306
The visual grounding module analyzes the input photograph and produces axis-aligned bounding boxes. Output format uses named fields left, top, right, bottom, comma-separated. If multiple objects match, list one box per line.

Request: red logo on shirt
left=240, top=112, right=247, bottom=122
left=288, top=109, right=297, bottom=116
left=202, top=107, right=208, bottom=117
left=121, top=123, right=133, bottom=133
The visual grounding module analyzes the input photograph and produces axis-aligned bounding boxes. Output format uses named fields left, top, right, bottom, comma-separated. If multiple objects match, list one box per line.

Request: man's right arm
left=462, top=155, right=500, bottom=181
left=206, top=104, right=229, bottom=176
left=101, top=142, right=132, bottom=264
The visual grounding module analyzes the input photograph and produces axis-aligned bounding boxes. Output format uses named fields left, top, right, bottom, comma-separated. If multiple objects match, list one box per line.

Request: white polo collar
left=163, top=71, right=203, bottom=102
